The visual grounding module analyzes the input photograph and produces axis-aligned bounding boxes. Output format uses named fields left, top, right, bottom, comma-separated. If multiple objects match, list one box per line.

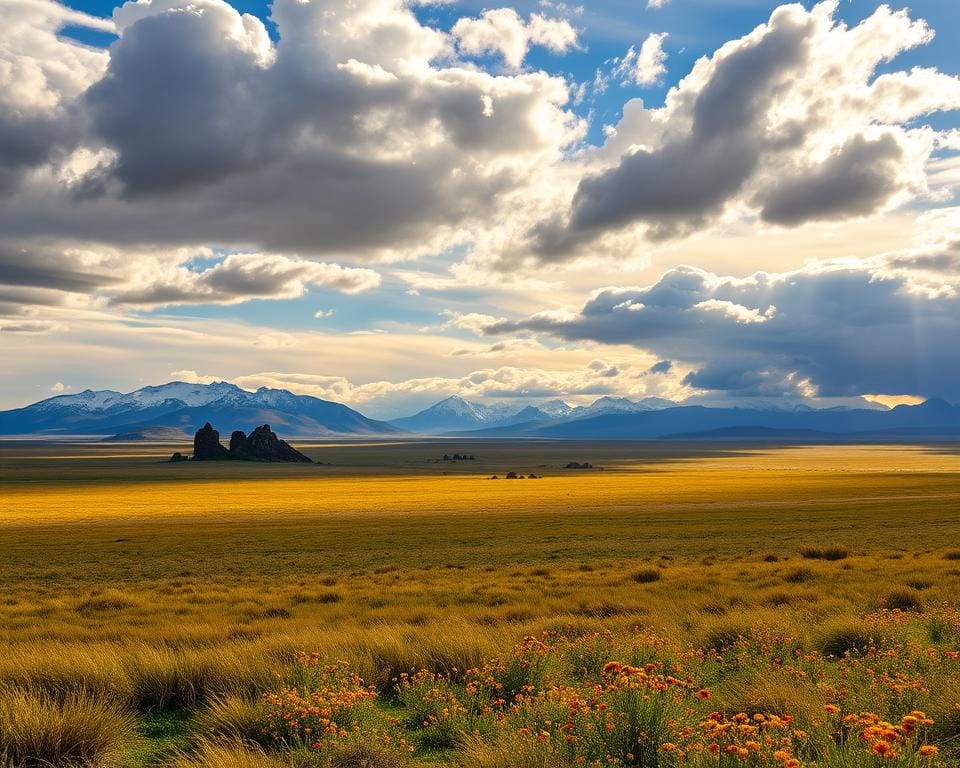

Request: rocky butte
left=184, top=423, right=312, bottom=463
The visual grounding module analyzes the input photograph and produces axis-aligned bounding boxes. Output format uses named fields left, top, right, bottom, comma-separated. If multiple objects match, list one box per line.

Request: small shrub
left=944, top=550, right=960, bottom=561
left=630, top=568, right=661, bottom=584
left=905, top=578, right=933, bottom=591
left=763, top=553, right=779, bottom=563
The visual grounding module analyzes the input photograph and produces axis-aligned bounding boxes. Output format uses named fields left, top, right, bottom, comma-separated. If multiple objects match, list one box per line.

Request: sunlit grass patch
left=0, top=687, right=135, bottom=768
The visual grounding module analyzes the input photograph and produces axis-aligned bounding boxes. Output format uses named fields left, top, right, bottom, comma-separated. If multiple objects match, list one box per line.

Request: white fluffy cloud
left=613, top=32, right=668, bottom=87
left=452, top=8, right=579, bottom=69
left=524, top=1, right=960, bottom=262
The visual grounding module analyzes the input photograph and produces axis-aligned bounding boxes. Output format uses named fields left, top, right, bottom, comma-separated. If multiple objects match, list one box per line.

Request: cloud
left=0, top=0, right=582, bottom=266
left=613, top=33, right=668, bottom=87
left=0, top=242, right=379, bottom=318
left=525, top=2, right=960, bottom=261
left=0, top=0, right=110, bottom=194
left=49, top=381, right=70, bottom=393
left=111, top=253, right=381, bottom=306
left=452, top=8, right=579, bottom=69
left=482, top=232, right=960, bottom=399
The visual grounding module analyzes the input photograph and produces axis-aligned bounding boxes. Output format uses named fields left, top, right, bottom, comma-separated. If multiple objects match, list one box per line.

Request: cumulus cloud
left=0, top=0, right=110, bottom=194
left=613, top=33, right=668, bottom=87
left=0, top=0, right=582, bottom=265
left=111, top=253, right=381, bottom=306
left=525, top=1, right=960, bottom=261
left=452, top=8, right=579, bottom=69
left=482, top=233, right=960, bottom=399
left=0, top=241, right=380, bottom=321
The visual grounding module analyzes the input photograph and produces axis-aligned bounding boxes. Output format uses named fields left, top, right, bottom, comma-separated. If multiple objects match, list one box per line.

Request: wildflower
left=824, top=704, right=839, bottom=714
left=919, top=745, right=938, bottom=757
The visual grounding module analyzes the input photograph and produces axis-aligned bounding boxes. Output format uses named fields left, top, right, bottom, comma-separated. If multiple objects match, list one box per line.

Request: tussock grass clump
left=0, top=687, right=135, bottom=768
left=630, top=568, right=661, bottom=584
left=816, top=620, right=872, bottom=658
left=784, top=566, right=814, bottom=584
left=883, top=589, right=923, bottom=612
left=330, top=744, right=407, bottom=768
left=799, top=546, right=849, bottom=561
left=172, top=742, right=285, bottom=768
left=76, top=589, right=139, bottom=614
left=699, top=620, right=750, bottom=651
left=191, top=695, right=270, bottom=746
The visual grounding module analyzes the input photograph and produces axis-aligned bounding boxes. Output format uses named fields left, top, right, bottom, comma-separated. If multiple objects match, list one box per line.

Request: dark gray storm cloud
left=525, top=3, right=956, bottom=261
left=485, top=255, right=960, bottom=399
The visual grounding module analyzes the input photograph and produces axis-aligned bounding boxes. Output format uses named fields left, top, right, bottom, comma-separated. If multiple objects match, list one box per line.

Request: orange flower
left=919, top=745, right=938, bottom=757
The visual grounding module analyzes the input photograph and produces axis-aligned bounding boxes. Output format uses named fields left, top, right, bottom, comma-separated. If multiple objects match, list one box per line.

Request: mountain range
left=1, top=382, right=959, bottom=440
left=0, top=381, right=398, bottom=437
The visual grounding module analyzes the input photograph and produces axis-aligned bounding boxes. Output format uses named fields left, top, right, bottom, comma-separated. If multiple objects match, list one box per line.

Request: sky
left=1, top=0, right=959, bottom=418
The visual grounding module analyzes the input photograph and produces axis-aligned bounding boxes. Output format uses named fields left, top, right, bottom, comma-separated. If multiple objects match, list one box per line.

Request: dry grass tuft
left=0, top=687, right=135, bottom=768
left=630, top=568, right=661, bottom=584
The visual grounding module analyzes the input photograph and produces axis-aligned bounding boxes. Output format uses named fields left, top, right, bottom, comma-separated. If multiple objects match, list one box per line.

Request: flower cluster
left=261, top=655, right=376, bottom=750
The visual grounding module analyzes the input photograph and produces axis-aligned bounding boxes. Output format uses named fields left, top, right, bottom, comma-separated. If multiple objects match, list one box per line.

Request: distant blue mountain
left=0, top=381, right=400, bottom=437
left=458, top=398, right=960, bottom=439
left=3, top=384, right=958, bottom=441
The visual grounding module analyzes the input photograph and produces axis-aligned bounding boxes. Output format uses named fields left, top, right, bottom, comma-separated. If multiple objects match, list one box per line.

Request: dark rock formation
left=229, top=430, right=247, bottom=453
left=192, top=422, right=311, bottom=462
left=169, top=451, right=188, bottom=462
left=229, top=424, right=312, bottom=462
left=193, top=422, right=228, bottom=460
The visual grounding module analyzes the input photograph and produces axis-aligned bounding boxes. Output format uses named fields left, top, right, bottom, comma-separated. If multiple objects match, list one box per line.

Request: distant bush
left=799, top=546, right=849, bottom=561
left=883, top=589, right=922, bottom=612
left=762, top=553, right=780, bottom=562
left=944, top=550, right=960, bottom=560
left=906, top=578, right=933, bottom=591
left=630, top=568, right=661, bottom=584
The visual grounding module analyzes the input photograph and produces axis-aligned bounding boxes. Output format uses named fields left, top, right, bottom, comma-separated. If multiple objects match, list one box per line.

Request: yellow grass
left=1, top=440, right=960, bottom=766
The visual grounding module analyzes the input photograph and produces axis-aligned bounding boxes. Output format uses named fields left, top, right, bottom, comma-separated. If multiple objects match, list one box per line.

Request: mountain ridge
left=0, top=381, right=399, bottom=438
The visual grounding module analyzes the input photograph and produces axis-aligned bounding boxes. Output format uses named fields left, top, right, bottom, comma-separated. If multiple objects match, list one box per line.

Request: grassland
left=1, top=439, right=960, bottom=767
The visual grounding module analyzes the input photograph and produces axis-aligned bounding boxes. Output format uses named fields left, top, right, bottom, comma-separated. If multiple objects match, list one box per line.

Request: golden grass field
left=2, top=439, right=960, bottom=768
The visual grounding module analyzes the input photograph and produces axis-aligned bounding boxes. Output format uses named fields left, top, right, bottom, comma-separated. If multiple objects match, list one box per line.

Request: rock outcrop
left=191, top=422, right=312, bottom=462
left=229, top=424, right=313, bottom=462
left=229, top=430, right=246, bottom=453
left=193, top=422, right=229, bottom=460
left=169, top=451, right=188, bottom=462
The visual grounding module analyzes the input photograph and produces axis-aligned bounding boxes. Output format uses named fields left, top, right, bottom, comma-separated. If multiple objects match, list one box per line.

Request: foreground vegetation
left=1, top=440, right=960, bottom=767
